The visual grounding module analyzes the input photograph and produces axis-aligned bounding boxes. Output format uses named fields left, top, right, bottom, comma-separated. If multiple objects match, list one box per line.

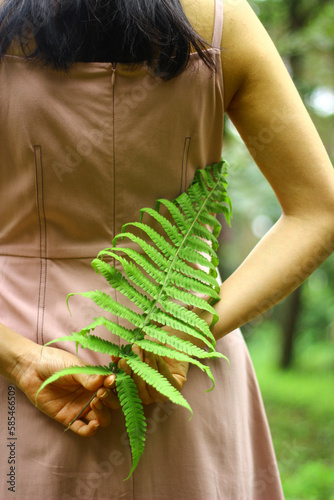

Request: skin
left=1, top=0, right=334, bottom=435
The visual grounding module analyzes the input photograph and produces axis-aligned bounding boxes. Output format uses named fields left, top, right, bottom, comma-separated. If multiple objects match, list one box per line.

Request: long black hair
left=0, top=0, right=215, bottom=79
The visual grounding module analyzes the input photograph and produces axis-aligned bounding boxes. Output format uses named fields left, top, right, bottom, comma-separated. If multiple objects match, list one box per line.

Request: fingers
left=156, top=356, right=183, bottom=391
left=66, top=388, right=119, bottom=435
left=68, top=419, right=101, bottom=437
left=117, top=347, right=169, bottom=405
left=130, top=346, right=156, bottom=404
left=87, top=397, right=111, bottom=428
left=141, top=350, right=168, bottom=404
left=88, top=382, right=120, bottom=427
left=103, top=373, right=117, bottom=388
left=96, top=387, right=120, bottom=411
left=118, top=358, right=131, bottom=376
left=73, top=373, right=105, bottom=392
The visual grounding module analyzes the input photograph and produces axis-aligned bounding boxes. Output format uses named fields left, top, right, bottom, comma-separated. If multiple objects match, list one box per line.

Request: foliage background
left=220, top=1, right=334, bottom=498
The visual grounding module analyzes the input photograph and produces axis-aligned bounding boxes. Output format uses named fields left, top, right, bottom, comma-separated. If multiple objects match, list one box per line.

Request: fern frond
left=115, top=370, right=146, bottom=479
left=139, top=206, right=182, bottom=245
left=94, top=252, right=161, bottom=300
left=159, top=299, right=215, bottom=343
left=164, top=285, right=218, bottom=323
left=76, top=291, right=144, bottom=329
left=91, top=262, right=154, bottom=314
left=134, top=339, right=216, bottom=390
left=177, top=246, right=218, bottom=271
left=78, top=316, right=143, bottom=343
left=169, top=257, right=220, bottom=289
left=44, top=333, right=122, bottom=358
left=120, top=221, right=218, bottom=272
left=93, top=256, right=218, bottom=324
left=113, top=232, right=170, bottom=271
left=165, top=271, right=221, bottom=300
left=99, top=248, right=167, bottom=286
left=155, top=199, right=190, bottom=233
left=139, top=324, right=224, bottom=360
left=147, top=310, right=215, bottom=351
left=98, top=247, right=220, bottom=299
left=121, top=222, right=175, bottom=258
left=40, top=159, right=232, bottom=479
left=181, top=234, right=217, bottom=260
left=123, top=352, right=193, bottom=415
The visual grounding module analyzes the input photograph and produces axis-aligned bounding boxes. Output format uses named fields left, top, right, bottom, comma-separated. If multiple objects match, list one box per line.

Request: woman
left=0, top=0, right=333, bottom=498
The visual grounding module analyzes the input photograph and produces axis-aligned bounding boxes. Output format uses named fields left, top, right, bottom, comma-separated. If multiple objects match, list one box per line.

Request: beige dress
left=0, top=0, right=284, bottom=498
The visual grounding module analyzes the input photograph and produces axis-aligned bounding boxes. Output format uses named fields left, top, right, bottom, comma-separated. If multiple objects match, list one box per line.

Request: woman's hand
left=103, top=338, right=189, bottom=407
left=126, top=345, right=189, bottom=405
left=14, top=343, right=119, bottom=436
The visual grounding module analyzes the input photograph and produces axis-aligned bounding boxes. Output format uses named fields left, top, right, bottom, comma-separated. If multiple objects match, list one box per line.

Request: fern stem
left=66, top=363, right=119, bottom=430
left=65, top=391, right=98, bottom=431
left=134, top=168, right=224, bottom=341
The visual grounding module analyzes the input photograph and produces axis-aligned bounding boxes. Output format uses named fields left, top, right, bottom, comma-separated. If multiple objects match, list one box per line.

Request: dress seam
left=34, top=145, right=48, bottom=345
left=180, top=137, right=191, bottom=194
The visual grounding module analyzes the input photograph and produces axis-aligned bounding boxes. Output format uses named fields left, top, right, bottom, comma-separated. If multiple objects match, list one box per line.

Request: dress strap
left=212, top=0, right=224, bottom=48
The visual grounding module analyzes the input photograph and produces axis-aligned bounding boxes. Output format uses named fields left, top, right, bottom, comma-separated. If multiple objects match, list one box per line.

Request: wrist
left=0, top=323, right=41, bottom=387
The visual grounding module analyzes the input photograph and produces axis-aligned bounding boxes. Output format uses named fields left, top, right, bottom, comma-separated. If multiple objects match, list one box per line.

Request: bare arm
left=0, top=322, right=119, bottom=435
left=202, top=0, right=334, bottom=339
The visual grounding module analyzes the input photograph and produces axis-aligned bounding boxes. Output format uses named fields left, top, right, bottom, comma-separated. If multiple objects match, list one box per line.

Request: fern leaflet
left=115, top=370, right=147, bottom=479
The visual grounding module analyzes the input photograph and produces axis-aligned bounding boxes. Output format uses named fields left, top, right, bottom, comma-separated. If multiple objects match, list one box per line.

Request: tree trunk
left=280, top=286, right=303, bottom=369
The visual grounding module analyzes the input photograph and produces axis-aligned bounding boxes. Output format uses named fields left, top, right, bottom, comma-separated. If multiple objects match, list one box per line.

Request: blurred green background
left=220, top=0, right=334, bottom=498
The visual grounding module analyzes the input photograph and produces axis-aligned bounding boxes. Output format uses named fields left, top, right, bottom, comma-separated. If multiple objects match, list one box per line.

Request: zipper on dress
left=111, top=62, right=117, bottom=245
left=110, top=62, right=121, bottom=337
left=111, top=62, right=117, bottom=87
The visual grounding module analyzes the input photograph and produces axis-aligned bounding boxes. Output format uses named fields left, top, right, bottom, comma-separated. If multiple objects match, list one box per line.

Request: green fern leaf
left=113, top=232, right=170, bottom=271
left=181, top=234, right=217, bottom=260
left=123, top=352, right=193, bottom=415
left=115, top=370, right=146, bottom=479
left=155, top=198, right=190, bottom=233
left=164, top=270, right=221, bottom=300
left=92, top=256, right=218, bottom=324
left=146, top=310, right=215, bottom=351
left=78, top=316, right=143, bottom=343
left=76, top=290, right=144, bottom=328
left=44, top=333, right=122, bottom=358
left=134, top=339, right=216, bottom=390
left=91, top=262, right=154, bottom=314
left=40, top=159, right=232, bottom=479
left=164, top=285, right=218, bottom=323
left=94, top=252, right=160, bottom=299
left=177, top=246, right=218, bottom=272
left=99, top=248, right=167, bottom=287
left=139, top=324, right=225, bottom=360
left=169, top=257, right=220, bottom=289
left=177, top=192, right=221, bottom=236
left=139, top=206, right=182, bottom=245
left=120, top=221, right=218, bottom=273
left=121, top=222, right=175, bottom=258
left=159, top=299, right=215, bottom=343
left=98, top=247, right=220, bottom=300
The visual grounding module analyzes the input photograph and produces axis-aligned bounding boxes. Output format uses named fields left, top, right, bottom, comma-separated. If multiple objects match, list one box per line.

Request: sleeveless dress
left=0, top=1, right=285, bottom=498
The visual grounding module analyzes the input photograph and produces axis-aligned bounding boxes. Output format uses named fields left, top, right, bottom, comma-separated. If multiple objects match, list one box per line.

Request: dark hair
left=0, top=0, right=215, bottom=79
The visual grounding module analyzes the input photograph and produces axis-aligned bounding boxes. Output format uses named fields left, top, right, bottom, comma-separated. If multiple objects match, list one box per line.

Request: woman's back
left=0, top=1, right=288, bottom=498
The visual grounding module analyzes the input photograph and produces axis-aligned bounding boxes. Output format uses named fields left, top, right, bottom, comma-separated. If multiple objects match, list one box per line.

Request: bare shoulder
left=220, top=0, right=286, bottom=110
left=181, top=0, right=284, bottom=113
left=180, top=0, right=275, bottom=110
left=180, top=0, right=215, bottom=43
